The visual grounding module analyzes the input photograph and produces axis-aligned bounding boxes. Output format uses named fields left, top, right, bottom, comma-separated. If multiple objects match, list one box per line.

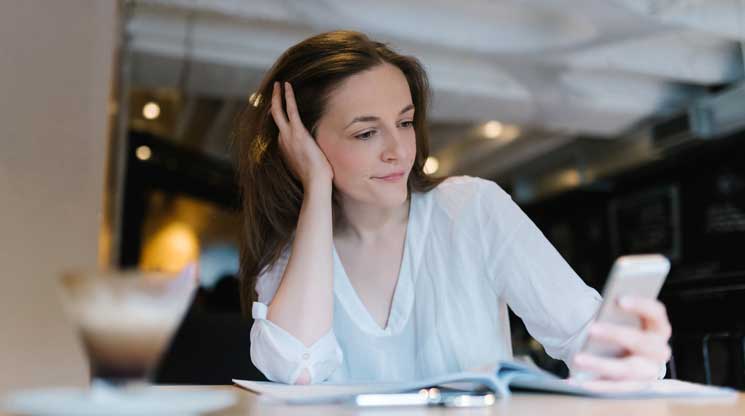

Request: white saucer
left=2, top=386, right=237, bottom=416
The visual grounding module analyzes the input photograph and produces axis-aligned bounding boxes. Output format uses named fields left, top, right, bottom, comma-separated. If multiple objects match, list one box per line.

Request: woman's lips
left=373, top=171, right=405, bottom=182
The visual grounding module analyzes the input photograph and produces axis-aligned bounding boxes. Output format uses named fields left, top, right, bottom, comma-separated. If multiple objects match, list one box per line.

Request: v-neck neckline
left=332, top=194, right=417, bottom=336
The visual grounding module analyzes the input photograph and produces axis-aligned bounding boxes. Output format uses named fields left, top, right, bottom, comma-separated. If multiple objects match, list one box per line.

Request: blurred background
left=2, top=0, right=745, bottom=393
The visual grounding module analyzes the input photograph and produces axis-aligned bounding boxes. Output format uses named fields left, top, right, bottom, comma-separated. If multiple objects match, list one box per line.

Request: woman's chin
left=374, top=187, right=409, bottom=208
left=339, top=179, right=409, bottom=208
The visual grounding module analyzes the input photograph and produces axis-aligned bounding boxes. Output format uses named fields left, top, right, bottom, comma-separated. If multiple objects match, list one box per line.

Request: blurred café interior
left=2, top=0, right=745, bottom=397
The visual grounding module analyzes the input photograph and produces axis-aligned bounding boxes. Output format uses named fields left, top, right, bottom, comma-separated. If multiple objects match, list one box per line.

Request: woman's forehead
left=325, top=64, right=413, bottom=124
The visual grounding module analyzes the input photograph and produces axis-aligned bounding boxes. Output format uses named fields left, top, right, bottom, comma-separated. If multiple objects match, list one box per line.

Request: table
left=173, top=385, right=745, bottom=416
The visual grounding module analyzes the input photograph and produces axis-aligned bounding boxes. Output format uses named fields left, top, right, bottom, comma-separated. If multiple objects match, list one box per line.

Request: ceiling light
left=136, top=145, right=152, bottom=161
left=142, top=102, right=161, bottom=120
left=500, top=125, right=521, bottom=142
left=483, top=121, right=503, bottom=139
left=423, top=156, right=439, bottom=175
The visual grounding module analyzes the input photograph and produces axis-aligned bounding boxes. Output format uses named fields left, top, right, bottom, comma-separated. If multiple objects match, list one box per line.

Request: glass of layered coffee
left=58, top=267, right=196, bottom=389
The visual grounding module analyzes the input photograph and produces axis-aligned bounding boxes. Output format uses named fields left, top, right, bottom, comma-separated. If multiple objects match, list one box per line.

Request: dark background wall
left=516, top=131, right=745, bottom=387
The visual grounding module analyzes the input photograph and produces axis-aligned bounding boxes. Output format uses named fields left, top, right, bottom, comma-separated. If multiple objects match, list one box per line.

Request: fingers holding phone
left=573, top=297, right=672, bottom=381
left=618, top=295, right=672, bottom=339
left=572, top=255, right=672, bottom=381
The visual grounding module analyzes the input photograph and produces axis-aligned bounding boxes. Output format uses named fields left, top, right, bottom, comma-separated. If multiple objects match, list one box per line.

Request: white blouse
left=249, top=175, right=604, bottom=384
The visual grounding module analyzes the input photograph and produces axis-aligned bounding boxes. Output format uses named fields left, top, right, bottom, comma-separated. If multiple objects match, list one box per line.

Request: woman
left=235, top=30, right=672, bottom=385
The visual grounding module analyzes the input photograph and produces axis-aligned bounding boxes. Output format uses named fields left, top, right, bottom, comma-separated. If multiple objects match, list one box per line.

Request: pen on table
left=351, top=387, right=497, bottom=407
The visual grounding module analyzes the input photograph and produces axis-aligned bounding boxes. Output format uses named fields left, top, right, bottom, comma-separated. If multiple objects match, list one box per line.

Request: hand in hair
left=270, top=81, right=334, bottom=190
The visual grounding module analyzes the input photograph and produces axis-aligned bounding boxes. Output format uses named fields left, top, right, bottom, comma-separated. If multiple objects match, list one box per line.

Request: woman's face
left=315, top=63, right=417, bottom=209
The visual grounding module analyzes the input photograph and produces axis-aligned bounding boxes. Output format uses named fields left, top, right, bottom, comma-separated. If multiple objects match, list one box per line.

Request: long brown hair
left=233, top=30, right=446, bottom=315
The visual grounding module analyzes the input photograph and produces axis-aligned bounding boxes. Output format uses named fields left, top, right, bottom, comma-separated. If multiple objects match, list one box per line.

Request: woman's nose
left=381, top=128, right=407, bottom=161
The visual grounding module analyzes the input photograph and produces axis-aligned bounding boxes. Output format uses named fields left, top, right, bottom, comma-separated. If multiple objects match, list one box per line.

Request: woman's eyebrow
left=344, top=104, right=415, bottom=129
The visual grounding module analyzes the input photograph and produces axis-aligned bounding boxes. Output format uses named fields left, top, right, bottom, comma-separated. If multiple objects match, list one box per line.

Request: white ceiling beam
left=135, top=0, right=300, bottom=23
left=127, top=0, right=739, bottom=138
left=284, top=0, right=599, bottom=54
left=561, top=30, right=743, bottom=85
left=127, top=7, right=310, bottom=70
left=616, top=0, right=745, bottom=41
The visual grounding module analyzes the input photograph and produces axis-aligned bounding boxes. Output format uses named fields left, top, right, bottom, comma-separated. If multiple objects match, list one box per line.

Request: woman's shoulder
left=427, top=175, right=510, bottom=204
left=436, top=175, right=493, bottom=190
left=417, top=175, right=512, bottom=217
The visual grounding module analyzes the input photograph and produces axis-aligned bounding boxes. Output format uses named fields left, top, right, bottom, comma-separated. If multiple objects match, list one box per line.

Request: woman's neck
left=335, top=196, right=410, bottom=244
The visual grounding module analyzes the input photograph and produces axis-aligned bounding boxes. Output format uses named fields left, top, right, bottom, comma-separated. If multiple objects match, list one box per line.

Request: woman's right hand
left=270, top=81, right=334, bottom=190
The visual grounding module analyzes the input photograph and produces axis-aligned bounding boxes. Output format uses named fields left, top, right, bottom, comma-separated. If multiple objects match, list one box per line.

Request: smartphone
left=579, top=254, right=671, bottom=358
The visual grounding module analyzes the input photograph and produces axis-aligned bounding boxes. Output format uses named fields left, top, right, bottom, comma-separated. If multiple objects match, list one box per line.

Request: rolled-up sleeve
left=249, top=247, right=344, bottom=384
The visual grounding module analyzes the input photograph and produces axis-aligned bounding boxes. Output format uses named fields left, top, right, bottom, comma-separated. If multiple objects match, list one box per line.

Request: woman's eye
left=355, top=130, right=376, bottom=140
left=400, top=120, right=414, bottom=128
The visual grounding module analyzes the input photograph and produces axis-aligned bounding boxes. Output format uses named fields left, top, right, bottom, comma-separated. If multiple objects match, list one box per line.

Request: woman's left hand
left=571, top=296, right=673, bottom=381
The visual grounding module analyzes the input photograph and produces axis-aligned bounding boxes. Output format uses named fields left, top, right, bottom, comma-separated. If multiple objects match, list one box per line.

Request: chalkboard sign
left=609, top=185, right=681, bottom=262
left=678, top=169, right=745, bottom=278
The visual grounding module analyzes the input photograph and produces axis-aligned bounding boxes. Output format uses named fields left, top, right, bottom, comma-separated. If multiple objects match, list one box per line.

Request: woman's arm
left=479, top=179, right=670, bottom=381
left=265, top=182, right=334, bottom=345
left=259, top=81, right=336, bottom=384
left=249, top=216, right=343, bottom=385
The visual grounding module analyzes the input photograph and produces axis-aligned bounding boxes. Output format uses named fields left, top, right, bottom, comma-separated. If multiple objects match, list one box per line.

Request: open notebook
left=234, top=361, right=736, bottom=405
